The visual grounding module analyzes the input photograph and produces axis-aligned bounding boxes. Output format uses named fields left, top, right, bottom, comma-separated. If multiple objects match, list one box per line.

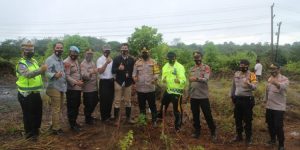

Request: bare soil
left=0, top=78, right=299, bottom=150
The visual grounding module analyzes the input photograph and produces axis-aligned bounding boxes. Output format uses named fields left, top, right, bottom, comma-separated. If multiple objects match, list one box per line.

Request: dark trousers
left=137, top=91, right=157, bottom=122
left=233, top=96, right=255, bottom=139
left=159, top=92, right=182, bottom=129
left=18, top=92, right=42, bottom=137
left=66, top=90, right=81, bottom=127
left=99, top=79, right=114, bottom=121
left=266, top=109, right=285, bottom=147
left=190, top=98, right=216, bottom=134
left=83, top=91, right=99, bottom=122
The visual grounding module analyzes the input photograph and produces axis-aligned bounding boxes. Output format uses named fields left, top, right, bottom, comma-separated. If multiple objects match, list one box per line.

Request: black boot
left=113, top=108, right=120, bottom=126
left=191, top=129, right=200, bottom=139
left=174, top=112, right=182, bottom=132
left=126, top=107, right=135, bottom=124
left=231, top=133, right=243, bottom=142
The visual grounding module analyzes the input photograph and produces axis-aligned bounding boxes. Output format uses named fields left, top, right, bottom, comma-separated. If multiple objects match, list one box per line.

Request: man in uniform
left=97, top=44, right=114, bottom=122
left=158, top=52, right=186, bottom=132
left=188, top=51, right=216, bottom=140
left=133, top=47, right=160, bottom=126
left=231, top=59, right=257, bottom=145
left=81, top=48, right=98, bottom=125
left=64, top=46, right=83, bottom=132
left=112, top=43, right=135, bottom=124
left=265, top=63, right=289, bottom=150
left=45, top=42, right=67, bottom=135
left=16, top=40, right=47, bottom=140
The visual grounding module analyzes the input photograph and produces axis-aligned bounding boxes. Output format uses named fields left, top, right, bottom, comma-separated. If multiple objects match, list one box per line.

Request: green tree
left=128, top=25, right=163, bottom=56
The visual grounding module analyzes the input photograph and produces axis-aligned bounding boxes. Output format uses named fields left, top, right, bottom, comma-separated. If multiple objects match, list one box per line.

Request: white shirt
left=254, top=63, right=262, bottom=76
left=96, top=55, right=113, bottom=79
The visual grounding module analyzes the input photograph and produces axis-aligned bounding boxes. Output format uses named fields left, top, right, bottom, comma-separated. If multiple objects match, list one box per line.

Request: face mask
left=240, top=67, right=248, bottom=72
left=168, top=60, right=175, bottom=65
left=55, top=50, right=63, bottom=57
left=104, top=51, right=110, bottom=57
left=70, top=55, right=78, bottom=60
left=194, top=60, right=201, bottom=65
left=86, top=55, right=93, bottom=62
left=121, top=50, right=128, bottom=56
left=25, top=52, right=34, bottom=59
left=142, top=53, right=149, bottom=60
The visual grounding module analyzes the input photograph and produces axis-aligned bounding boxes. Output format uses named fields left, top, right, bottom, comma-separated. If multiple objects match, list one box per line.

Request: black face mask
left=70, top=55, right=78, bottom=60
left=271, top=71, right=278, bottom=77
left=55, top=50, right=63, bottom=57
left=194, top=60, right=201, bottom=65
left=104, top=51, right=110, bottom=57
left=168, top=60, right=175, bottom=65
left=240, top=67, right=248, bottom=72
left=121, top=50, right=128, bottom=56
left=142, top=53, right=149, bottom=60
left=25, top=52, right=34, bottom=59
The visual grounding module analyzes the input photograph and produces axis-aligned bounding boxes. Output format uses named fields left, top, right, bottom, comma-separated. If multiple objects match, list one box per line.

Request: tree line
left=0, top=26, right=299, bottom=78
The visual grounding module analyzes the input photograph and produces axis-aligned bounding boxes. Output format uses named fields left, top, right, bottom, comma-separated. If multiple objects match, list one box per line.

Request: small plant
left=119, top=130, right=134, bottom=150
left=189, top=145, right=205, bottom=150
left=160, top=133, right=172, bottom=150
left=136, top=113, right=147, bottom=127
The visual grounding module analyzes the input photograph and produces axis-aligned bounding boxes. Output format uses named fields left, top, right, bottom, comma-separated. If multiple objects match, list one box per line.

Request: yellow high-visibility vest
left=16, top=58, right=43, bottom=92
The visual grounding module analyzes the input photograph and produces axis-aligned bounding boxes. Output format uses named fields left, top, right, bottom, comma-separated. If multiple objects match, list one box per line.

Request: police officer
left=158, top=52, right=186, bottom=132
left=189, top=51, right=216, bottom=140
left=64, top=46, right=83, bottom=132
left=81, top=48, right=99, bottom=125
left=16, top=40, right=47, bottom=140
left=133, top=47, right=160, bottom=126
left=231, top=59, right=257, bottom=145
left=265, top=63, right=289, bottom=150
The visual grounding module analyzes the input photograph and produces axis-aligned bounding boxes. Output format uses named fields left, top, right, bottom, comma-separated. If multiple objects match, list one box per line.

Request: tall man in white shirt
left=254, top=59, right=263, bottom=82
left=96, top=44, right=114, bottom=122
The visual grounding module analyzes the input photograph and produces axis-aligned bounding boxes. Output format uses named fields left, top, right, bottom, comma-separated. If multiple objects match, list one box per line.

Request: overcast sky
left=0, top=0, right=299, bottom=45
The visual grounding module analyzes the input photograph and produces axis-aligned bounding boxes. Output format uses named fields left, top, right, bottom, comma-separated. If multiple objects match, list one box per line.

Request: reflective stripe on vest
left=16, top=58, right=43, bottom=92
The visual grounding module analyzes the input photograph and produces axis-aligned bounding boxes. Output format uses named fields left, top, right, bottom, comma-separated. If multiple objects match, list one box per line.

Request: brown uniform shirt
left=80, top=59, right=97, bottom=93
left=231, top=71, right=257, bottom=97
left=266, top=74, right=289, bottom=111
left=132, top=58, right=159, bottom=93
left=189, top=64, right=210, bottom=99
left=64, top=56, right=82, bottom=91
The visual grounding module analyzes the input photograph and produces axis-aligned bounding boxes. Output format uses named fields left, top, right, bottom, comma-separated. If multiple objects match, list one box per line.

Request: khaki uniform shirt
left=133, top=58, right=159, bottom=93
left=64, top=56, right=82, bottom=91
left=189, top=64, right=210, bottom=99
left=80, top=59, right=97, bottom=93
left=266, top=74, right=289, bottom=111
left=231, top=71, right=257, bottom=97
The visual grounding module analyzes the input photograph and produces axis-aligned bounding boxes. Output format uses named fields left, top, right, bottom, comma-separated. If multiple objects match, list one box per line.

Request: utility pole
left=275, top=22, right=282, bottom=62
left=271, top=3, right=275, bottom=62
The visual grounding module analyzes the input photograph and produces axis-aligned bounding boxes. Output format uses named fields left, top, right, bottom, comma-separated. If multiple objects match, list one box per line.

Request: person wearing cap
left=188, top=51, right=216, bottom=140
left=96, top=44, right=114, bottom=122
left=158, top=51, right=186, bottom=132
left=231, top=59, right=257, bottom=145
left=81, top=48, right=98, bottom=125
left=16, top=40, right=47, bottom=140
left=111, top=43, right=135, bottom=125
left=133, top=47, right=160, bottom=127
left=45, top=42, right=67, bottom=135
left=64, top=46, right=83, bottom=132
left=265, top=63, right=289, bottom=150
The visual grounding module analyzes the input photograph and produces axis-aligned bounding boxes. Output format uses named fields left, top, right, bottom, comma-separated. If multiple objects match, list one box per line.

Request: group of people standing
left=16, top=40, right=288, bottom=150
